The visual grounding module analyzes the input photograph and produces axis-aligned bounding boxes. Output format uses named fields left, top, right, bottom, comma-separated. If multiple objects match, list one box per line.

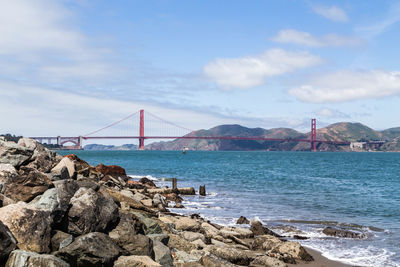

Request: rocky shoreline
left=1, top=137, right=348, bottom=267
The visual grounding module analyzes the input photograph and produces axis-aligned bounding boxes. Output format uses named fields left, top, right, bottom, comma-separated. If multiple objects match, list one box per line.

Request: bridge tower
left=139, top=109, right=145, bottom=150
left=311, top=118, right=317, bottom=152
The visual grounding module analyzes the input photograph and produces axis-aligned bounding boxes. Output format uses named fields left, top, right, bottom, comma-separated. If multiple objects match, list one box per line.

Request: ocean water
left=59, top=150, right=400, bottom=266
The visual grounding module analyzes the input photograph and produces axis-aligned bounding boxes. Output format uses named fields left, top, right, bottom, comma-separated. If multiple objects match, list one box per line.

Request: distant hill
left=146, top=122, right=400, bottom=151
left=84, top=144, right=138, bottom=151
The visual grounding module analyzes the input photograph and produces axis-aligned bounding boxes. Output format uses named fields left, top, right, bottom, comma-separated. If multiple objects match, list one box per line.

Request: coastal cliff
left=0, top=137, right=326, bottom=267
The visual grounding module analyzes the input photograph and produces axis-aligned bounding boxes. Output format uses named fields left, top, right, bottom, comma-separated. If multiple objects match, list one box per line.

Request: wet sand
left=290, top=248, right=352, bottom=267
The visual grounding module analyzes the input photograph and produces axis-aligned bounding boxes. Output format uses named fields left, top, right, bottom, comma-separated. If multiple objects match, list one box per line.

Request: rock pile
left=0, top=138, right=315, bottom=267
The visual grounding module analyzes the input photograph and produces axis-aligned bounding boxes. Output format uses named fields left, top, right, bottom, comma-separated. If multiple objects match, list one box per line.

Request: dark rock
left=236, top=216, right=250, bottom=224
left=2, top=166, right=53, bottom=202
left=6, top=250, right=69, bottom=267
left=95, top=164, right=127, bottom=180
left=0, top=221, right=17, bottom=262
left=139, top=177, right=156, bottom=188
left=48, top=166, right=70, bottom=181
left=67, top=187, right=119, bottom=235
left=199, top=185, right=206, bottom=196
left=148, top=233, right=170, bottom=246
left=293, top=235, right=309, bottom=240
left=322, top=227, right=366, bottom=239
left=131, top=212, right=163, bottom=235
left=0, top=202, right=52, bottom=253
left=76, top=178, right=100, bottom=191
left=174, top=203, right=185, bottom=208
left=51, top=230, right=74, bottom=252
left=201, top=254, right=238, bottom=267
left=163, top=192, right=183, bottom=203
left=250, top=220, right=282, bottom=238
left=126, top=180, right=146, bottom=189
left=153, top=240, right=173, bottom=267
left=54, top=232, right=122, bottom=267
left=109, top=212, right=154, bottom=257
left=19, top=139, right=59, bottom=173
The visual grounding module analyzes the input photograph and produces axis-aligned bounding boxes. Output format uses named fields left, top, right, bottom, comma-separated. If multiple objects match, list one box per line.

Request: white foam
left=128, top=174, right=159, bottom=181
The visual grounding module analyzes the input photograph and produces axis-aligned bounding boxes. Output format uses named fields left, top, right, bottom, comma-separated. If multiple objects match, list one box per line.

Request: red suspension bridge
left=30, top=109, right=351, bottom=151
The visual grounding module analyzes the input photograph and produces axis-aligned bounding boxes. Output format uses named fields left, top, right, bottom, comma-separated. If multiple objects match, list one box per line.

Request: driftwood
left=145, top=187, right=195, bottom=195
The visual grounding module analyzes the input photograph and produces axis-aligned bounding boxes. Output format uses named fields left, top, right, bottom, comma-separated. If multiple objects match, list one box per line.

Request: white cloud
left=289, top=70, right=400, bottom=103
left=204, top=48, right=322, bottom=89
left=314, top=108, right=349, bottom=118
left=272, top=29, right=363, bottom=47
left=356, top=2, right=400, bottom=38
left=0, top=0, right=114, bottom=84
left=311, top=5, right=348, bottom=22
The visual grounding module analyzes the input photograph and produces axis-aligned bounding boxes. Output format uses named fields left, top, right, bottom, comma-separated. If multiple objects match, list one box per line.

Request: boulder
left=181, top=231, right=206, bottom=243
left=131, top=212, right=163, bottom=235
left=236, top=216, right=250, bottom=224
left=33, top=188, right=67, bottom=224
left=153, top=240, right=173, bottom=267
left=55, top=232, right=122, bottom=267
left=0, top=221, right=17, bottom=262
left=147, top=234, right=170, bottom=246
left=19, top=139, right=59, bottom=173
left=0, top=164, right=17, bottom=175
left=272, top=241, right=313, bottom=262
left=163, top=192, right=183, bottom=203
left=200, top=222, right=219, bottom=236
left=63, top=154, right=91, bottom=175
left=250, top=220, right=282, bottom=238
left=114, top=255, right=161, bottom=267
left=139, top=177, right=156, bottom=188
left=6, top=250, right=69, bottom=267
left=0, top=139, right=33, bottom=167
left=67, top=187, right=118, bottom=235
left=95, top=164, right=127, bottom=179
left=200, top=254, right=238, bottom=267
left=49, top=166, right=70, bottom=181
left=0, top=202, right=52, bottom=253
left=153, top=193, right=167, bottom=211
left=52, top=157, right=76, bottom=179
left=167, top=234, right=198, bottom=252
left=3, top=167, right=53, bottom=202
left=133, top=192, right=146, bottom=202
left=51, top=230, right=74, bottom=251
left=76, top=178, right=100, bottom=191
left=174, top=217, right=200, bottom=232
left=174, top=250, right=201, bottom=263
left=0, top=194, right=15, bottom=207
left=206, top=246, right=250, bottom=265
left=109, top=213, right=153, bottom=257
left=322, top=227, right=366, bottom=239
left=105, top=188, right=153, bottom=213
left=250, top=255, right=288, bottom=267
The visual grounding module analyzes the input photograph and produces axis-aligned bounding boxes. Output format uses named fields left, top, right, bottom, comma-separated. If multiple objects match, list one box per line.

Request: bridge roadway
left=30, top=135, right=351, bottom=145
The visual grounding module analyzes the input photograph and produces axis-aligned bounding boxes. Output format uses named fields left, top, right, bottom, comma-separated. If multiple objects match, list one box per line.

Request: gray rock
left=6, top=250, right=69, bottom=267
left=0, top=221, right=17, bottom=262
left=322, top=227, right=366, bottom=239
left=132, top=192, right=146, bottom=202
left=51, top=231, right=74, bottom=252
left=147, top=233, right=170, bottom=246
left=0, top=202, right=52, bottom=253
left=153, top=240, right=173, bottom=267
left=201, top=254, right=238, bottom=267
left=55, top=232, right=122, bottom=266
left=109, top=213, right=154, bottom=257
left=0, top=139, right=33, bottom=167
left=174, top=250, right=201, bottom=263
left=49, top=166, right=70, bottom=181
left=153, top=193, right=167, bottom=208
left=131, top=212, right=163, bottom=235
left=67, top=187, right=119, bottom=235
left=20, top=139, right=59, bottom=173
left=34, top=188, right=67, bottom=224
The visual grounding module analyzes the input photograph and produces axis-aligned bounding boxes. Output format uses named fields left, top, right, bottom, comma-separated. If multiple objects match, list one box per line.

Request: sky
left=1, top=0, right=400, bottom=144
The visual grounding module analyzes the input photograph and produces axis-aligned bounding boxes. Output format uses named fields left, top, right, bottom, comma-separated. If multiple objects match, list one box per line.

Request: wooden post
left=172, top=178, right=177, bottom=190
left=199, top=185, right=206, bottom=196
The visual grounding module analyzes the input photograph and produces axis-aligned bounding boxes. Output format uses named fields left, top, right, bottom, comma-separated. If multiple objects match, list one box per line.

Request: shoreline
left=291, top=248, right=351, bottom=267
left=0, top=138, right=367, bottom=266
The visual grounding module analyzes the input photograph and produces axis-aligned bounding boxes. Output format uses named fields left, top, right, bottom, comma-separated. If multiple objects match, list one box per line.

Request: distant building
left=350, top=142, right=366, bottom=150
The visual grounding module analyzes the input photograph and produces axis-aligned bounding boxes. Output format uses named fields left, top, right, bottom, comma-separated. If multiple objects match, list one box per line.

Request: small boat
left=182, top=147, right=189, bottom=154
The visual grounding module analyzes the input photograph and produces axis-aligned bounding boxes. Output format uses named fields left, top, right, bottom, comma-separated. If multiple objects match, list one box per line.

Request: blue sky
left=1, top=0, right=400, bottom=142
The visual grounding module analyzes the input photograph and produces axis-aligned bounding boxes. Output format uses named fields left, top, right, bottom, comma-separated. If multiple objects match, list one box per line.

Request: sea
left=59, top=150, right=400, bottom=266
